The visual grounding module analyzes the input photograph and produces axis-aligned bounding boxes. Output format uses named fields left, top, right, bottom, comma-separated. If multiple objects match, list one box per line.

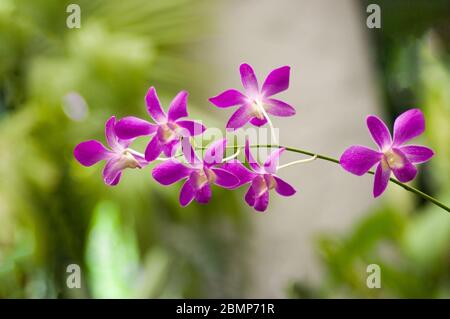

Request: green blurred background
left=0, top=0, right=449, bottom=298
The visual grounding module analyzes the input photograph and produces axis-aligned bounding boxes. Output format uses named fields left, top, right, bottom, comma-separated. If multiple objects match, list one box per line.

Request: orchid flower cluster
left=74, top=63, right=446, bottom=213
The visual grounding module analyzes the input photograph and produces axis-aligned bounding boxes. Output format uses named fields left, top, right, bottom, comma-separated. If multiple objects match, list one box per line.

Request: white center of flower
left=158, top=123, right=178, bottom=143
left=118, top=150, right=140, bottom=169
left=383, top=149, right=404, bottom=170
left=250, top=99, right=266, bottom=120
left=192, top=167, right=216, bottom=188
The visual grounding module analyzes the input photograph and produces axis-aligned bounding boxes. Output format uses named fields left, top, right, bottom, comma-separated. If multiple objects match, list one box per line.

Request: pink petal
left=221, top=161, right=257, bottom=188
left=340, top=146, right=382, bottom=176
left=179, top=179, right=196, bottom=207
left=145, top=135, right=163, bottom=161
left=373, top=162, right=391, bottom=198
left=203, top=138, right=226, bottom=167
left=366, top=115, right=392, bottom=150
left=254, top=191, right=269, bottom=212
left=110, top=172, right=122, bottom=186
left=115, top=116, right=157, bottom=140
left=152, top=159, right=191, bottom=185
left=103, top=157, right=122, bottom=186
left=211, top=168, right=239, bottom=189
left=209, top=89, right=247, bottom=108
left=249, top=117, right=268, bottom=127
left=244, top=185, right=256, bottom=207
left=195, top=184, right=212, bottom=204
left=245, top=138, right=261, bottom=172
left=391, top=150, right=417, bottom=183
left=162, top=139, right=180, bottom=157
left=176, top=120, right=206, bottom=137
left=399, top=145, right=434, bottom=164
left=226, top=105, right=253, bottom=130
left=273, top=176, right=296, bottom=196
left=264, top=98, right=295, bottom=117
left=74, top=140, right=112, bottom=167
left=240, top=63, right=259, bottom=94
left=263, top=148, right=284, bottom=174
left=393, top=108, right=425, bottom=146
left=145, top=86, right=167, bottom=123
left=168, top=90, right=188, bottom=122
left=262, top=66, right=290, bottom=97
left=105, top=116, right=122, bottom=152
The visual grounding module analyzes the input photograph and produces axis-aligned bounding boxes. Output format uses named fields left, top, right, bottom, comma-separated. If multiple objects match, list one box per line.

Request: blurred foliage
left=289, top=0, right=450, bottom=298
left=0, top=0, right=248, bottom=298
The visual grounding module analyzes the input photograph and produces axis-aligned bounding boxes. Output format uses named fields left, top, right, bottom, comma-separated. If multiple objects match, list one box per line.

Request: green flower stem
left=204, top=144, right=450, bottom=213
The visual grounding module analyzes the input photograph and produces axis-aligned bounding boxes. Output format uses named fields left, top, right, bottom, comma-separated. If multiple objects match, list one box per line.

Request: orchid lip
left=119, top=149, right=141, bottom=169
left=158, top=122, right=178, bottom=143
left=191, top=167, right=215, bottom=189
left=383, top=148, right=404, bottom=170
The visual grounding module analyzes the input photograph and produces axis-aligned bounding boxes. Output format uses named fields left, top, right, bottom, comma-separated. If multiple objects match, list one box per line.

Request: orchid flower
left=74, top=116, right=147, bottom=186
left=340, top=109, right=434, bottom=197
left=152, top=139, right=239, bottom=206
left=209, top=63, right=296, bottom=130
left=115, top=87, right=206, bottom=162
left=223, top=139, right=296, bottom=212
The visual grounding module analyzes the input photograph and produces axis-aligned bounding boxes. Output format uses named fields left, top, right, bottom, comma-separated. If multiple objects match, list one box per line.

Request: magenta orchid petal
left=340, top=146, right=382, bottom=176
left=366, top=115, right=392, bottom=150
left=221, top=161, right=257, bottom=187
left=390, top=149, right=417, bottom=183
left=262, top=66, right=290, bottom=97
left=211, top=168, right=239, bottom=189
left=105, top=116, right=122, bottom=151
left=226, top=105, right=253, bottom=130
left=245, top=139, right=261, bottom=172
left=204, top=138, right=226, bottom=167
left=175, top=120, right=206, bottom=137
left=162, top=139, right=180, bottom=158
left=254, top=191, right=270, bottom=212
left=249, top=117, right=268, bottom=127
left=145, top=86, right=167, bottom=123
left=208, top=89, right=246, bottom=108
left=263, top=148, right=285, bottom=174
left=167, top=90, right=188, bottom=122
left=145, top=135, right=163, bottom=162
left=115, top=116, right=157, bottom=140
left=244, top=186, right=256, bottom=207
left=393, top=108, right=425, bottom=146
left=273, top=176, right=296, bottom=196
left=74, top=140, right=112, bottom=167
left=400, top=145, right=434, bottom=164
left=179, top=179, right=196, bottom=207
left=110, top=172, right=122, bottom=186
left=240, top=63, right=259, bottom=94
left=103, top=157, right=122, bottom=186
left=264, top=98, right=296, bottom=117
left=152, top=159, right=192, bottom=185
left=195, top=184, right=212, bottom=204
left=373, top=162, right=391, bottom=198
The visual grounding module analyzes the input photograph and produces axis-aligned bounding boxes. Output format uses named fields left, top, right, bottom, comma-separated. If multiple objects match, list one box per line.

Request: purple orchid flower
left=222, top=139, right=296, bottom=212
left=340, top=108, right=434, bottom=197
left=74, top=116, right=148, bottom=186
left=152, top=139, right=239, bottom=206
left=115, top=87, right=206, bottom=162
left=209, top=63, right=296, bottom=129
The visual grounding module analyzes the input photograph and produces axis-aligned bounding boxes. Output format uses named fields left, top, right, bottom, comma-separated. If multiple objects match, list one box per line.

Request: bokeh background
left=0, top=0, right=449, bottom=298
